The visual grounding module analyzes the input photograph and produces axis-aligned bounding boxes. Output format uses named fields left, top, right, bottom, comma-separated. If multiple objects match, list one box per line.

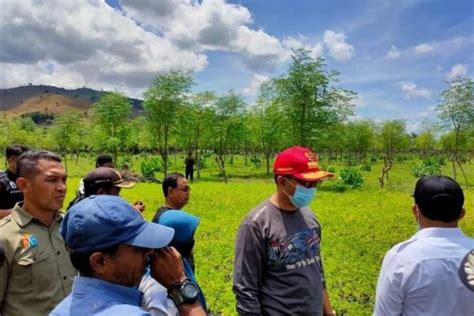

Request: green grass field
left=11, top=154, right=473, bottom=315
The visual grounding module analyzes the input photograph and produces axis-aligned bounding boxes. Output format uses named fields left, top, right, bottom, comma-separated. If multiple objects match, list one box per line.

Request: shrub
left=140, top=157, right=162, bottom=182
left=327, top=181, right=349, bottom=192
left=327, top=166, right=336, bottom=173
left=360, top=163, right=371, bottom=172
left=340, top=168, right=364, bottom=188
left=411, top=158, right=442, bottom=178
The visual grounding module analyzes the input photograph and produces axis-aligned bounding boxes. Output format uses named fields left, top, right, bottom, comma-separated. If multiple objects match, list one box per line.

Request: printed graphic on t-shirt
left=266, top=227, right=321, bottom=271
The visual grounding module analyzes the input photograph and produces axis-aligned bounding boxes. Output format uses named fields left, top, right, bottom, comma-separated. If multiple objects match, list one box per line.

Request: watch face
left=182, top=282, right=199, bottom=299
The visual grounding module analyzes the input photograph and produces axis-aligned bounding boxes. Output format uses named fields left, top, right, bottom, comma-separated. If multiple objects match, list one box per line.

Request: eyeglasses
left=175, top=186, right=191, bottom=193
left=285, top=176, right=319, bottom=188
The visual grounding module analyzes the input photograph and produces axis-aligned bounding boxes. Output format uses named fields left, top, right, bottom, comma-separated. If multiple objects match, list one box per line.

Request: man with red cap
left=233, top=146, right=336, bottom=316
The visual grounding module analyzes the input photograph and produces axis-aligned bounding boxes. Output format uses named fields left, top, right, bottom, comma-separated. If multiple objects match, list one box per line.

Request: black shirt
left=0, top=170, right=23, bottom=209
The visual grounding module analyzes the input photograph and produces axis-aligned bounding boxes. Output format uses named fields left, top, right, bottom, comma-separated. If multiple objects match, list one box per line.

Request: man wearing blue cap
left=50, top=195, right=207, bottom=316
left=374, top=175, right=474, bottom=315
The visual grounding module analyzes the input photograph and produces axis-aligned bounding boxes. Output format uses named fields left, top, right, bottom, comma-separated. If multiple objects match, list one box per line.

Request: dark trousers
left=186, top=168, right=194, bottom=181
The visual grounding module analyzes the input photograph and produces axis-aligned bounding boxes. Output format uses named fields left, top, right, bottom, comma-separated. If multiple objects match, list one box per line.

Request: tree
left=415, top=125, right=437, bottom=158
left=51, top=113, right=82, bottom=172
left=176, top=91, right=216, bottom=179
left=211, top=90, right=246, bottom=183
left=93, top=92, right=132, bottom=164
left=250, top=81, right=285, bottom=175
left=437, top=77, right=474, bottom=184
left=272, top=49, right=355, bottom=147
left=343, top=120, right=376, bottom=164
left=143, top=70, right=195, bottom=176
left=377, top=120, right=410, bottom=188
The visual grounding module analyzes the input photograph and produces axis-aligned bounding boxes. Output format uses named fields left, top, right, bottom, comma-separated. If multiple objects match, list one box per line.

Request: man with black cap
left=51, top=195, right=207, bottom=316
left=68, top=167, right=144, bottom=213
left=233, top=146, right=336, bottom=316
left=76, top=154, right=114, bottom=197
left=374, top=175, right=474, bottom=315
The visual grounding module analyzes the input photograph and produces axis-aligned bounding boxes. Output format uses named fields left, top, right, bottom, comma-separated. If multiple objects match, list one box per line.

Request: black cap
left=84, top=167, right=135, bottom=191
left=414, top=175, right=464, bottom=222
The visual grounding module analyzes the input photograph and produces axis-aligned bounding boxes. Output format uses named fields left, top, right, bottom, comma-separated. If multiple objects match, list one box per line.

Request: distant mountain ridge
left=0, top=84, right=142, bottom=118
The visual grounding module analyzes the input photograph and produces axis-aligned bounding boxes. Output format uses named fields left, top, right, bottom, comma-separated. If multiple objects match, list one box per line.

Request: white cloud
left=121, top=0, right=290, bottom=72
left=414, top=43, right=433, bottom=54
left=281, top=36, right=324, bottom=59
left=401, top=82, right=432, bottom=99
left=243, top=73, right=269, bottom=96
left=406, top=120, right=422, bottom=133
left=386, top=45, right=401, bottom=58
left=354, top=94, right=366, bottom=107
left=323, top=31, right=355, bottom=62
left=447, top=64, right=468, bottom=80
left=0, top=0, right=208, bottom=96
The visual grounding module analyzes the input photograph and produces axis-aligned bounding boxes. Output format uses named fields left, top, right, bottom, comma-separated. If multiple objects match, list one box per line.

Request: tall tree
left=93, top=91, right=132, bottom=164
left=212, top=90, right=246, bottom=183
left=343, top=120, right=376, bottom=163
left=377, top=120, right=410, bottom=188
left=51, top=113, right=82, bottom=172
left=437, top=76, right=474, bottom=184
left=272, top=48, right=355, bottom=147
left=250, top=81, right=285, bottom=175
left=143, top=70, right=194, bottom=176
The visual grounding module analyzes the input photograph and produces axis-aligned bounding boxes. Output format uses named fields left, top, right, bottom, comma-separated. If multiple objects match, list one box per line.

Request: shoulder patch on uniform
left=459, top=249, right=474, bottom=292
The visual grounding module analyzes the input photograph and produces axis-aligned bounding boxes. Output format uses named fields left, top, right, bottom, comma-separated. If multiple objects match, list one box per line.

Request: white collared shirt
left=374, top=227, right=474, bottom=316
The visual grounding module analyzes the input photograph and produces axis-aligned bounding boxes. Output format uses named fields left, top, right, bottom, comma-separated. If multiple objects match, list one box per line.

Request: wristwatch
left=167, top=278, right=200, bottom=306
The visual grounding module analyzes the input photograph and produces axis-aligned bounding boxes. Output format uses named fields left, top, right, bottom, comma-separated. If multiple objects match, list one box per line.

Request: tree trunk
left=265, top=153, right=271, bottom=176
left=215, top=155, right=228, bottom=183
left=457, top=159, right=469, bottom=186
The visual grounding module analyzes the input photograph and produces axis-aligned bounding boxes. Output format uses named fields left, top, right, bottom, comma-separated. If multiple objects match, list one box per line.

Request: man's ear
left=459, top=208, right=466, bottom=221
left=89, top=252, right=108, bottom=275
left=16, top=177, right=30, bottom=193
left=411, top=204, right=419, bottom=217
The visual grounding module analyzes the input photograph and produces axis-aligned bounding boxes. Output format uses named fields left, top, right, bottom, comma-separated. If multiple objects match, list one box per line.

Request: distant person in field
left=184, top=152, right=195, bottom=181
left=0, top=144, right=30, bottom=219
left=0, top=150, right=76, bottom=316
left=76, top=154, right=114, bottom=197
left=233, top=146, right=337, bottom=316
left=374, top=175, right=474, bottom=315
left=67, top=167, right=145, bottom=213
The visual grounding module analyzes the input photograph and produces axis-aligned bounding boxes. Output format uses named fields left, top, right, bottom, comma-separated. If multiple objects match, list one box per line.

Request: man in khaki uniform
left=0, top=150, right=77, bottom=316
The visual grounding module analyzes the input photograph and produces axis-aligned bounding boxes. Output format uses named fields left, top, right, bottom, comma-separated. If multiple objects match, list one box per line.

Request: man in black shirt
left=153, top=172, right=191, bottom=221
left=152, top=173, right=195, bottom=268
left=184, top=152, right=196, bottom=181
left=0, top=144, right=30, bottom=219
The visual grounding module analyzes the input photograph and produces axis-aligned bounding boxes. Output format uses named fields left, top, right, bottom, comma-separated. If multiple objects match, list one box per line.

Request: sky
left=0, top=0, right=473, bottom=132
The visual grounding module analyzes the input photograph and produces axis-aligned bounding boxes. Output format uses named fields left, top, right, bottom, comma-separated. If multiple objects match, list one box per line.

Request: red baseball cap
left=273, top=146, right=333, bottom=181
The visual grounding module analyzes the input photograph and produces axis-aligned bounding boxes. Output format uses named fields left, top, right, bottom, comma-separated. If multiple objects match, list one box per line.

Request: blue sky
left=1, top=0, right=473, bottom=131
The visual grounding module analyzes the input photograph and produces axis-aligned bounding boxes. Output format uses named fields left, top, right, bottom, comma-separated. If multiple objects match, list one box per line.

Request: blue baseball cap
left=62, top=195, right=174, bottom=253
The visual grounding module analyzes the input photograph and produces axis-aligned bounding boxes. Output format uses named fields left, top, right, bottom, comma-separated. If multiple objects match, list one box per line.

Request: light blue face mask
left=285, top=179, right=317, bottom=208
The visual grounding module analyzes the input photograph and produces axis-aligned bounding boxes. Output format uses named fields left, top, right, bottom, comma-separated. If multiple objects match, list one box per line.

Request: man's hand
left=150, top=247, right=186, bottom=289
left=133, top=201, right=145, bottom=213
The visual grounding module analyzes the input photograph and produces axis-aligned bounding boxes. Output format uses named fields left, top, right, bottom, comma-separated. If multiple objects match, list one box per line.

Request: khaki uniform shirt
left=0, top=203, right=77, bottom=316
